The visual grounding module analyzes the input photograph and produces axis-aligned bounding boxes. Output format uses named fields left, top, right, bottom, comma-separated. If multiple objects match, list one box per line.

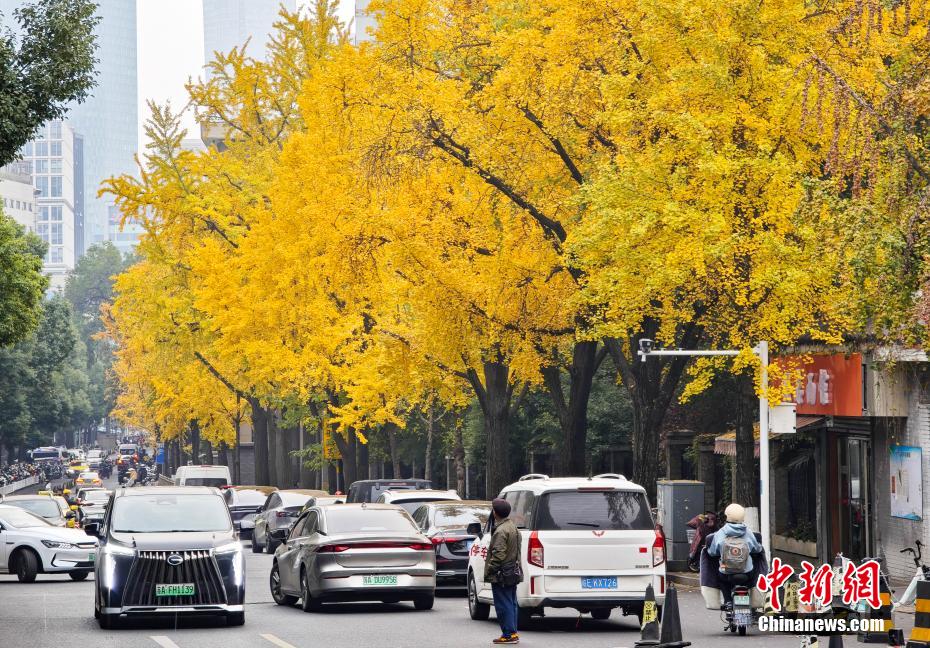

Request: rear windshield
left=435, top=505, right=490, bottom=530
left=226, top=489, right=270, bottom=506
left=183, top=477, right=228, bottom=487
left=326, top=508, right=417, bottom=534
left=535, top=491, right=653, bottom=531
left=84, top=491, right=110, bottom=503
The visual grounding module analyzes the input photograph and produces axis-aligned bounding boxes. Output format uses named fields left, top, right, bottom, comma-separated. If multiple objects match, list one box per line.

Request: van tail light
left=528, top=531, right=544, bottom=568
left=652, top=531, right=665, bottom=567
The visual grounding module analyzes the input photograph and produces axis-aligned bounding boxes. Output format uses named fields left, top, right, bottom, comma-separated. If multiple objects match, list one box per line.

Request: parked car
left=375, top=489, right=461, bottom=515
left=466, top=473, right=666, bottom=628
left=252, top=489, right=328, bottom=554
left=174, top=464, right=231, bottom=487
left=1, top=494, right=74, bottom=527
left=346, top=479, right=433, bottom=504
left=223, top=485, right=277, bottom=538
left=0, top=504, right=97, bottom=582
left=86, top=486, right=245, bottom=628
left=270, top=503, right=436, bottom=611
left=411, top=500, right=491, bottom=590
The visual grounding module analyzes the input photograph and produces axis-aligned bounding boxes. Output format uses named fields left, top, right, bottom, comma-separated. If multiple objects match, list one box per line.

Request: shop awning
left=713, top=416, right=825, bottom=457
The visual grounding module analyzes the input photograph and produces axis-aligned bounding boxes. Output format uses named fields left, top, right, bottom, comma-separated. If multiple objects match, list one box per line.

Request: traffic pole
left=758, top=341, right=771, bottom=559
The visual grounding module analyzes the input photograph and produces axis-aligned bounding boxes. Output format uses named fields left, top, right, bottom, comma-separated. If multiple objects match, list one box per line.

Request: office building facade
left=203, top=0, right=297, bottom=68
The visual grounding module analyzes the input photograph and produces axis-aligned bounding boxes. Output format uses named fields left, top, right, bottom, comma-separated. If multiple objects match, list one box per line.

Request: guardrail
left=0, top=475, right=40, bottom=496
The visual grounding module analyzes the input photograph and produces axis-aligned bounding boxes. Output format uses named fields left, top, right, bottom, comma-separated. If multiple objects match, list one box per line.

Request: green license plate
left=362, top=575, right=397, bottom=586
left=88, top=553, right=95, bottom=561
left=155, top=583, right=195, bottom=597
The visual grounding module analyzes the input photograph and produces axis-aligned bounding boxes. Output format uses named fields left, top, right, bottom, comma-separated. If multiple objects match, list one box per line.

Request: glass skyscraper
left=0, top=0, right=138, bottom=256
left=202, top=0, right=297, bottom=71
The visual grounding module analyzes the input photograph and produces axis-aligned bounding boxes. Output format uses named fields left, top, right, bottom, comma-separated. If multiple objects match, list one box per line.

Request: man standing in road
left=485, top=498, right=522, bottom=644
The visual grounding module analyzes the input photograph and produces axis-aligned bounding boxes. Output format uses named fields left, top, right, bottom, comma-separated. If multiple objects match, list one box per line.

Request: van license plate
left=581, top=577, right=618, bottom=589
left=362, top=575, right=397, bottom=586
left=155, top=583, right=195, bottom=597
left=733, top=594, right=751, bottom=606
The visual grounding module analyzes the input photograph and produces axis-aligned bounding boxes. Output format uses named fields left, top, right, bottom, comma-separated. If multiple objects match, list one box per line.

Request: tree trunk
left=332, top=429, right=358, bottom=491
left=468, top=359, right=514, bottom=498
left=606, top=323, right=702, bottom=501
left=734, top=371, right=759, bottom=508
left=386, top=423, right=401, bottom=478
left=453, top=418, right=466, bottom=496
left=233, top=412, right=242, bottom=485
left=542, top=341, right=602, bottom=476
left=267, top=411, right=279, bottom=487
left=202, top=440, right=213, bottom=465
left=189, top=420, right=201, bottom=464
left=357, top=435, right=369, bottom=481
left=275, top=415, right=294, bottom=488
left=423, top=405, right=434, bottom=483
left=249, top=399, right=270, bottom=486
left=218, top=441, right=229, bottom=468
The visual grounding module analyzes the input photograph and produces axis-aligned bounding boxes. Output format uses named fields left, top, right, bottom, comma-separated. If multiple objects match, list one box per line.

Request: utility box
left=656, top=480, right=705, bottom=571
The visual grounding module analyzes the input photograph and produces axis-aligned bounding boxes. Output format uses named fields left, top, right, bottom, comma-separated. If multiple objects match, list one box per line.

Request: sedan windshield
left=8, top=499, right=60, bottom=518
left=326, top=508, right=418, bottom=534
left=0, top=507, right=52, bottom=528
left=112, top=494, right=231, bottom=533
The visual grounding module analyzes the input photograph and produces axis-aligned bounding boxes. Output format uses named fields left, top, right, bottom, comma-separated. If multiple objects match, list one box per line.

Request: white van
left=174, top=465, right=231, bottom=488
left=466, top=474, right=665, bottom=627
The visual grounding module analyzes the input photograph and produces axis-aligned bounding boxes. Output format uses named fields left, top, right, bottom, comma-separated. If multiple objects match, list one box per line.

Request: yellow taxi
left=67, top=460, right=89, bottom=478
left=75, top=471, right=103, bottom=487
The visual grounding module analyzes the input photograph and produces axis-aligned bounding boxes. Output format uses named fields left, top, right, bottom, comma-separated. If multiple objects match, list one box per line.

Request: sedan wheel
left=270, top=563, right=298, bottom=606
left=300, top=569, right=321, bottom=612
left=69, top=571, right=89, bottom=581
left=468, top=574, right=490, bottom=620
left=14, top=550, right=38, bottom=583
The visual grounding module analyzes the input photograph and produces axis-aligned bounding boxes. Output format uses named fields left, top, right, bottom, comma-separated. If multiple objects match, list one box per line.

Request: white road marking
left=150, top=636, right=183, bottom=648
left=261, top=633, right=299, bottom=648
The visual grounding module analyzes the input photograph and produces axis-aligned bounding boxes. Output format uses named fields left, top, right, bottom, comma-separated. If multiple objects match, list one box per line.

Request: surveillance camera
left=639, top=339, right=654, bottom=355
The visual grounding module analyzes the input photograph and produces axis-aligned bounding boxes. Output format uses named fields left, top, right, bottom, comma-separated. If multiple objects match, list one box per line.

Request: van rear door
left=532, top=488, right=659, bottom=595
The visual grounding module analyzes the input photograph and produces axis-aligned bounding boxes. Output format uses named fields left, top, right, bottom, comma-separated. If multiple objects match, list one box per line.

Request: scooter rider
left=706, top=503, right=762, bottom=609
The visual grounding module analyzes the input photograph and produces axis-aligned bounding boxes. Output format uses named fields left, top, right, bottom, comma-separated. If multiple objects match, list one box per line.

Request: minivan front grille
left=122, top=550, right=227, bottom=607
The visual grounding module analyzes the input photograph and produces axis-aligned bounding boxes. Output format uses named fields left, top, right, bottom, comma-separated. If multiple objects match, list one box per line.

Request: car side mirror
left=84, top=522, right=101, bottom=537
left=467, top=522, right=483, bottom=539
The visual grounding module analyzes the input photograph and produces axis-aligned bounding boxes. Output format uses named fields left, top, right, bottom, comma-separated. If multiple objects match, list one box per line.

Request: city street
left=0, top=540, right=809, bottom=648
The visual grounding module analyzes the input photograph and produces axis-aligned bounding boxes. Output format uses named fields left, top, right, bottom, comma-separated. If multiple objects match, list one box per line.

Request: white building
left=202, top=0, right=297, bottom=70
left=354, top=0, right=377, bottom=44
left=18, top=121, right=79, bottom=291
left=0, top=164, right=38, bottom=232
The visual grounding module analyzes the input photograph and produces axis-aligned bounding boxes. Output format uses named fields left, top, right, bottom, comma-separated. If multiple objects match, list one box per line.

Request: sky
left=136, top=0, right=355, bottom=148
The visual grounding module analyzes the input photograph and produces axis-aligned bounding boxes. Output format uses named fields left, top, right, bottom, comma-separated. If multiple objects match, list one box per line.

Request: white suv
left=376, top=489, right=461, bottom=515
left=466, top=474, right=665, bottom=627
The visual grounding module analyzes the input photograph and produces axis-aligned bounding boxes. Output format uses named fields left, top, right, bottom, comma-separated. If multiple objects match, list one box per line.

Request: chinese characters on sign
left=756, top=558, right=881, bottom=612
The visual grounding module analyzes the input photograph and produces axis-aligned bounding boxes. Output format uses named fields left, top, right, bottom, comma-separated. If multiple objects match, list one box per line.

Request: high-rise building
left=15, top=121, right=80, bottom=291
left=202, top=0, right=297, bottom=69
left=0, top=164, right=37, bottom=233
left=354, top=0, right=377, bottom=44
left=0, top=0, right=139, bottom=257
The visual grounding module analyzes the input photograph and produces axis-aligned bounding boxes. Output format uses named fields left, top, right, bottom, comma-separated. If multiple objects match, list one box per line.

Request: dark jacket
left=484, top=517, right=521, bottom=584
left=699, top=531, right=768, bottom=589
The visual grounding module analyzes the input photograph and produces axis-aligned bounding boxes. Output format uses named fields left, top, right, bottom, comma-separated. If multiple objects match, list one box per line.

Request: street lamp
left=638, top=339, right=771, bottom=559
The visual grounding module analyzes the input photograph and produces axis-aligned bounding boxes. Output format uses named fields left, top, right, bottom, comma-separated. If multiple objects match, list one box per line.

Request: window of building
left=50, top=142, right=62, bottom=156
left=34, top=159, right=47, bottom=173
left=39, top=205, right=48, bottom=221
left=49, top=246, right=63, bottom=263
left=49, top=121, right=62, bottom=139
left=20, top=142, right=32, bottom=157
left=35, top=142, right=48, bottom=156
left=35, top=177, right=48, bottom=197
left=50, top=176, right=62, bottom=198
left=36, top=223, right=48, bottom=240
left=50, top=223, right=62, bottom=245
left=50, top=206, right=62, bottom=221
left=50, top=159, right=62, bottom=173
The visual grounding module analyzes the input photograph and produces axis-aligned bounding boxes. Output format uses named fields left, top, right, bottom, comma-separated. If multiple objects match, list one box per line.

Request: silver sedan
left=270, top=503, right=436, bottom=611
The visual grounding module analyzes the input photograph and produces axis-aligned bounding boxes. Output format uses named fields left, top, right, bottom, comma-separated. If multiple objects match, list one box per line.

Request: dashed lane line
left=261, top=633, right=299, bottom=648
left=150, top=636, right=182, bottom=648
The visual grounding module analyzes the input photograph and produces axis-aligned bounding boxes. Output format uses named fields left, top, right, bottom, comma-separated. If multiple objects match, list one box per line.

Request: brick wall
left=872, top=375, right=929, bottom=582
